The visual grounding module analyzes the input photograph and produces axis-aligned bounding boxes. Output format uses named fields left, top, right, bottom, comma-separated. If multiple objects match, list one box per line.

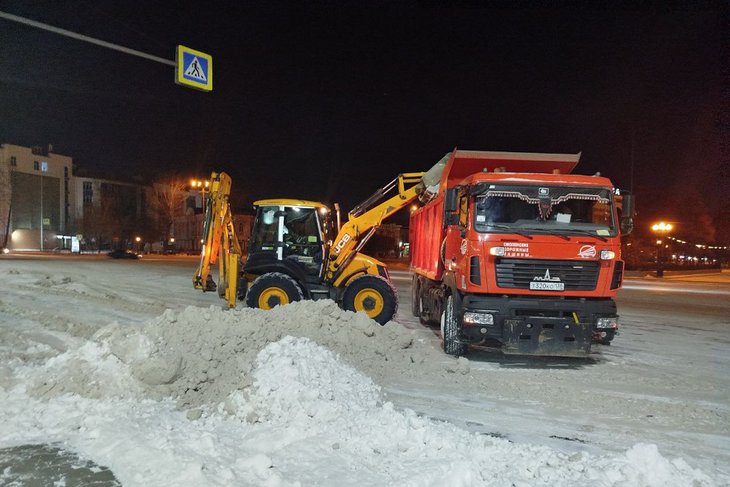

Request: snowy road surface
left=0, top=255, right=728, bottom=486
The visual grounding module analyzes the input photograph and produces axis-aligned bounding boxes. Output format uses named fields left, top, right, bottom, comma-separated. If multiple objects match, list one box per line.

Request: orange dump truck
left=410, top=150, right=634, bottom=357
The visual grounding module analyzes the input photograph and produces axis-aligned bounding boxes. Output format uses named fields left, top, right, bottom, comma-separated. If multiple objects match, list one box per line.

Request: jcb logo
left=334, top=233, right=351, bottom=254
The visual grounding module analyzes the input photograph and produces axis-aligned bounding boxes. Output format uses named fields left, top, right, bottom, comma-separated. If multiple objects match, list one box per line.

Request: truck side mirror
left=443, top=188, right=459, bottom=227
left=444, top=188, right=458, bottom=213
left=619, top=193, right=635, bottom=235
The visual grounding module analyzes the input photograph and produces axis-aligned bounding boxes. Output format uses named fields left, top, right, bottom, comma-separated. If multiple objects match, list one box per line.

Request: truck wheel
left=411, top=274, right=420, bottom=317
left=245, top=273, right=303, bottom=310
left=441, top=294, right=466, bottom=356
left=342, top=275, right=398, bottom=325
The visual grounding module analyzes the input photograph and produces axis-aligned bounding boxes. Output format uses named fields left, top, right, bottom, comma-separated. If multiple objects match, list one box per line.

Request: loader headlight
left=596, top=317, right=618, bottom=329
left=463, top=311, right=494, bottom=325
left=600, top=250, right=616, bottom=260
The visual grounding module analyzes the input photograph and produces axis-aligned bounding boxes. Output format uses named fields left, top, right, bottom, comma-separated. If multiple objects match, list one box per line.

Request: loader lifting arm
left=193, top=172, right=243, bottom=308
left=325, top=172, right=424, bottom=284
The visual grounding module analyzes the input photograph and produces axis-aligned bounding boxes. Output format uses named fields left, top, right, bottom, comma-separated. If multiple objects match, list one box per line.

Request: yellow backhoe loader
left=194, top=170, right=432, bottom=324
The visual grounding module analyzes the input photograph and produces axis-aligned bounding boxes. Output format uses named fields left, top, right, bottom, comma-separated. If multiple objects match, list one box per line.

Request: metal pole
left=656, top=234, right=664, bottom=278
left=0, top=11, right=176, bottom=67
left=40, top=173, right=43, bottom=251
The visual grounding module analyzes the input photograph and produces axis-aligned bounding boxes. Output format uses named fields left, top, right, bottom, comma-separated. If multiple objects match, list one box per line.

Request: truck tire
left=411, top=274, right=420, bottom=317
left=441, top=294, right=466, bottom=356
left=342, top=275, right=398, bottom=326
left=245, top=273, right=303, bottom=310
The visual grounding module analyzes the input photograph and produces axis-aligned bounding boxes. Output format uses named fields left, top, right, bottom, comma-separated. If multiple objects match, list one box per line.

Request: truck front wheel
left=441, top=294, right=466, bottom=356
left=245, top=273, right=303, bottom=310
left=343, top=275, right=397, bottom=325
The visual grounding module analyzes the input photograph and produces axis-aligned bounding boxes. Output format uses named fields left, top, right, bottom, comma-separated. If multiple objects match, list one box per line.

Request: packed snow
left=0, top=257, right=728, bottom=486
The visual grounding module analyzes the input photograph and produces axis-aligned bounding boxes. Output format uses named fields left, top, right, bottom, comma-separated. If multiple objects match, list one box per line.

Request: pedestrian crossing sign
left=175, top=45, right=213, bottom=92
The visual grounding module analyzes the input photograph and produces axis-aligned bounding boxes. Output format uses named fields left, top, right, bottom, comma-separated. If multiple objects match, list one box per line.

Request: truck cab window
left=473, top=186, right=616, bottom=237
left=458, top=194, right=469, bottom=227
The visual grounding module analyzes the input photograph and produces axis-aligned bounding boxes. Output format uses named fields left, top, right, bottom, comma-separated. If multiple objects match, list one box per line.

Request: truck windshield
left=472, top=184, right=617, bottom=238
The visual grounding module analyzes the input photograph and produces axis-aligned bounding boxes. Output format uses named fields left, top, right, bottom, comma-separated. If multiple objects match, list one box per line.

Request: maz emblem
left=530, top=269, right=564, bottom=291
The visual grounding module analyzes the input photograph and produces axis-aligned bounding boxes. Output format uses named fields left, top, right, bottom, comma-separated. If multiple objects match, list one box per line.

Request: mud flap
left=502, top=318, right=591, bottom=357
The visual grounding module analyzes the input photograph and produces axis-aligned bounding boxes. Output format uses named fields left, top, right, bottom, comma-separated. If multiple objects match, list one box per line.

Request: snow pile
left=0, top=300, right=722, bottom=486
left=28, top=300, right=458, bottom=409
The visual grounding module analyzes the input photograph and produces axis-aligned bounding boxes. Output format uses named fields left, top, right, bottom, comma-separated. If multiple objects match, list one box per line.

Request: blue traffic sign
left=175, top=45, right=213, bottom=92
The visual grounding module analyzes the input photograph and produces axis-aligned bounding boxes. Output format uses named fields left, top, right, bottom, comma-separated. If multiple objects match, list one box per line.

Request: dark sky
left=0, top=1, right=727, bottom=240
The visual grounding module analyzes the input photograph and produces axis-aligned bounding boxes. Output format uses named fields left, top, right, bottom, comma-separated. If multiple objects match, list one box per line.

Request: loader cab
left=247, top=199, right=331, bottom=278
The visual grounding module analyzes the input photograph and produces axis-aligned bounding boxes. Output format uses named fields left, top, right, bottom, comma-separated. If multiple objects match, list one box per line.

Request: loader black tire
left=342, top=275, right=397, bottom=326
left=245, top=273, right=303, bottom=310
left=441, top=294, right=466, bottom=356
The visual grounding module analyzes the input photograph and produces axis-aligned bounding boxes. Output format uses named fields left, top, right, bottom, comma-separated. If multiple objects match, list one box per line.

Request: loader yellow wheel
left=353, top=288, right=385, bottom=318
left=342, top=275, right=397, bottom=326
left=258, top=287, right=289, bottom=309
left=245, top=273, right=303, bottom=310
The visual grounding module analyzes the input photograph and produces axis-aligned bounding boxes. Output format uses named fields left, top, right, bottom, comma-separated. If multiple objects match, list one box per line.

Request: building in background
left=172, top=191, right=254, bottom=254
left=0, top=142, right=252, bottom=253
left=0, top=143, right=75, bottom=250
left=74, top=174, right=152, bottom=251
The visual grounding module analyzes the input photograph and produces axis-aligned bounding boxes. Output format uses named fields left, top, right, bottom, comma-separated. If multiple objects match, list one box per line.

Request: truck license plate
left=529, top=282, right=565, bottom=291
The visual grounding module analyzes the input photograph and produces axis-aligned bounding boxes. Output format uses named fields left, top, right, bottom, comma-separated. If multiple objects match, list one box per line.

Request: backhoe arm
left=325, top=172, right=424, bottom=282
left=193, top=172, right=243, bottom=308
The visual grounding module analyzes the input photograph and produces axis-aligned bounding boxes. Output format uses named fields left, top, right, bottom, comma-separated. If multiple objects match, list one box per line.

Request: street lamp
left=651, top=222, right=673, bottom=278
left=190, top=179, right=209, bottom=251
left=190, top=179, right=210, bottom=207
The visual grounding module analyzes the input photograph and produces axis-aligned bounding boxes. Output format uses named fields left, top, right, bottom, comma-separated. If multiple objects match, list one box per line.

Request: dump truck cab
left=411, top=150, right=634, bottom=357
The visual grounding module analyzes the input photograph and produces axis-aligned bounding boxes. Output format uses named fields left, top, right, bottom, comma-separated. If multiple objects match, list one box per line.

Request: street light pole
left=40, top=171, right=43, bottom=251
left=190, top=179, right=209, bottom=252
left=651, top=222, right=673, bottom=278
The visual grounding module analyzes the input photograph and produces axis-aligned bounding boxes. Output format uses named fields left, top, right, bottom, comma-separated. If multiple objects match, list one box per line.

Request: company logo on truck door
left=334, top=233, right=351, bottom=254
left=578, top=245, right=597, bottom=258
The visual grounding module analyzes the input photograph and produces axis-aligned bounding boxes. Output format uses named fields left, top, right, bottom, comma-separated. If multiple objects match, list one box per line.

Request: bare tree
left=78, top=198, right=123, bottom=250
left=151, top=177, right=188, bottom=240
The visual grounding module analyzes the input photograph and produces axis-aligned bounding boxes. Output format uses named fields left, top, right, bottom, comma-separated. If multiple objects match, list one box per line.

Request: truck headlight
left=463, top=311, right=494, bottom=325
left=489, top=247, right=505, bottom=256
left=596, top=317, right=618, bottom=329
left=600, top=250, right=616, bottom=260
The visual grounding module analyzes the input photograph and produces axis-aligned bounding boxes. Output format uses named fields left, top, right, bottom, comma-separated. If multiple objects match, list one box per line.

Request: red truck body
left=409, top=150, right=631, bottom=357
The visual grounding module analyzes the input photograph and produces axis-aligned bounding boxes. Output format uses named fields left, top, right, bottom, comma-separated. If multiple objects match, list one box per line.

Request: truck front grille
left=495, top=258, right=600, bottom=291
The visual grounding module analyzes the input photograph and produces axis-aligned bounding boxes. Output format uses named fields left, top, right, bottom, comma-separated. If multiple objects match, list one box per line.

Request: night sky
left=1, top=1, right=727, bottom=241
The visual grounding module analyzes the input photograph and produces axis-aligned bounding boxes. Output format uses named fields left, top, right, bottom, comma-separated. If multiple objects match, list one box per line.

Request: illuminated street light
left=651, top=222, right=673, bottom=233
left=651, top=221, right=674, bottom=278
left=190, top=179, right=210, bottom=252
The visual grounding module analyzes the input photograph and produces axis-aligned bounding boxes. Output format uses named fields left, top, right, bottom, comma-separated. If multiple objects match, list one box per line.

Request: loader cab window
left=283, top=206, right=324, bottom=275
left=251, top=207, right=280, bottom=252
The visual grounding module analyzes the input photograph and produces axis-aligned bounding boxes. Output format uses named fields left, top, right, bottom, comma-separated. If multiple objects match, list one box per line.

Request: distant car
left=107, top=249, right=140, bottom=259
